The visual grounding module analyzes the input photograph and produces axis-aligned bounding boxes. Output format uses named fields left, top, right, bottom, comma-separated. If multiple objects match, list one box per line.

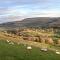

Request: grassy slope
left=0, top=40, right=60, bottom=60
left=0, top=30, right=60, bottom=60
left=0, top=30, right=60, bottom=51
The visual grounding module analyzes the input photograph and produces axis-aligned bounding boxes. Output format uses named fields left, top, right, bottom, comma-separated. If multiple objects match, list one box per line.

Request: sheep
left=55, top=50, right=60, bottom=54
left=9, top=42, right=14, bottom=45
left=41, top=48, right=48, bottom=52
left=27, top=46, right=32, bottom=50
left=56, top=51, right=60, bottom=54
left=6, top=40, right=10, bottom=43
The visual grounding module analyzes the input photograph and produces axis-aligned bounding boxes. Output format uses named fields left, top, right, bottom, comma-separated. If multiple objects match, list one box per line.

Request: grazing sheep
left=27, top=46, right=32, bottom=50
left=56, top=51, right=60, bottom=54
left=9, top=42, right=14, bottom=45
left=41, top=48, right=48, bottom=52
left=6, top=40, right=10, bottom=43
left=56, top=50, right=60, bottom=54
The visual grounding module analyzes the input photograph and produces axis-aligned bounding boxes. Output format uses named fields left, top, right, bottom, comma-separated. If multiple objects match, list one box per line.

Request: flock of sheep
left=6, top=40, right=60, bottom=55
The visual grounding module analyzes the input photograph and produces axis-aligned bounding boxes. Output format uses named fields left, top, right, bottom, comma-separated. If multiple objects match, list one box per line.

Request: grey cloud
left=0, top=8, right=9, bottom=15
left=0, top=0, right=59, bottom=6
left=0, top=0, right=47, bottom=5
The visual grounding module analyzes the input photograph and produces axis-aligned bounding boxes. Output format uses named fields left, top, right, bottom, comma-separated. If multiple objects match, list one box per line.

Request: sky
left=0, top=0, right=60, bottom=23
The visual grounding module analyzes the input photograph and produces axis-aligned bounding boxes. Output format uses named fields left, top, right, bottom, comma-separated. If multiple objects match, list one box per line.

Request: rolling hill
left=0, top=17, right=60, bottom=30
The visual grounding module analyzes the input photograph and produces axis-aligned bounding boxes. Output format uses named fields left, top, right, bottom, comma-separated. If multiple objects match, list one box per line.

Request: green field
left=0, top=40, right=60, bottom=60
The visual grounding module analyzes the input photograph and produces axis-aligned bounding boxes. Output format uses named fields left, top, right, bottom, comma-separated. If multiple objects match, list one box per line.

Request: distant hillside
left=0, top=17, right=60, bottom=30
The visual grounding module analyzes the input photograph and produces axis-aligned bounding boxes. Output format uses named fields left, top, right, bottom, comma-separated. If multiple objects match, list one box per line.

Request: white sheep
left=41, top=48, right=48, bottom=52
left=56, top=50, right=60, bottom=54
left=9, top=42, right=14, bottom=45
left=27, top=46, right=32, bottom=50
left=7, top=40, right=10, bottom=43
left=56, top=52, right=60, bottom=54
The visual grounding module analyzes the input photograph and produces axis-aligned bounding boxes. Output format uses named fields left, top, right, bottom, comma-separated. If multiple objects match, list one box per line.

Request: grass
left=0, top=40, right=60, bottom=60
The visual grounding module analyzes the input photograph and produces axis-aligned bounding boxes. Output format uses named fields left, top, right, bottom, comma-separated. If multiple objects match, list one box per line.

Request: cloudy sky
left=0, top=0, right=60, bottom=23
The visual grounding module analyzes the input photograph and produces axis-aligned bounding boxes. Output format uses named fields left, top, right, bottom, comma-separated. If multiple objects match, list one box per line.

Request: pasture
left=0, top=40, right=60, bottom=60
